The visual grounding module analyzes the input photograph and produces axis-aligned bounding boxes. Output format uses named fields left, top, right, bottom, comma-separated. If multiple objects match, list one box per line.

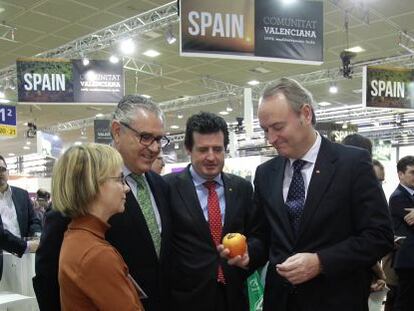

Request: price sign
left=0, top=105, right=17, bottom=137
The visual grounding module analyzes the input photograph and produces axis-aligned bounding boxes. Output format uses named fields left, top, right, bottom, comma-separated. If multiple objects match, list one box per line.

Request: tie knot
left=131, top=173, right=145, bottom=188
left=292, top=159, right=306, bottom=172
left=204, top=181, right=216, bottom=191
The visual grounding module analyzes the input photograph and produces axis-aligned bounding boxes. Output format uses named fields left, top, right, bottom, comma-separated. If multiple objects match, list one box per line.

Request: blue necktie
left=286, top=159, right=307, bottom=235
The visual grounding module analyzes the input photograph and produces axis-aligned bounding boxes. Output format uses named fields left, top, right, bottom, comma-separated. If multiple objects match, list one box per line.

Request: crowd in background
left=0, top=78, right=412, bottom=311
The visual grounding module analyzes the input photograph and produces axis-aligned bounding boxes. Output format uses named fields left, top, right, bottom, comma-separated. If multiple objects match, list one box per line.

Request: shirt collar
left=68, top=214, right=110, bottom=239
left=189, top=165, right=223, bottom=187
left=288, top=131, right=321, bottom=166
left=0, top=184, right=12, bottom=198
left=401, top=184, right=414, bottom=196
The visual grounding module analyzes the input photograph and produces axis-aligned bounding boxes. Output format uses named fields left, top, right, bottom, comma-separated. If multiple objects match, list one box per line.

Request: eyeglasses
left=0, top=167, right=8, bottom=173
left=106, top=174, right=126, bottom=185
left=119, top=121, right=170, bottom=148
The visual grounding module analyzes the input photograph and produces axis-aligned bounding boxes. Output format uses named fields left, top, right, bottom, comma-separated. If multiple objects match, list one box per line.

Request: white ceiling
left=1, top=0, right=414, bottom=156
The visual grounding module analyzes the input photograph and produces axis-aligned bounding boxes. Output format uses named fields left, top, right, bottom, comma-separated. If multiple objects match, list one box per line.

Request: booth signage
left=17, top=58, right=124, bottom=104
left=0, top=104, right=17, bottom=137
left=180, top=0, right=323, bottom=65
left=94, top=119, right=112, bottom=144
left=363, top=66, right=414, bottom=109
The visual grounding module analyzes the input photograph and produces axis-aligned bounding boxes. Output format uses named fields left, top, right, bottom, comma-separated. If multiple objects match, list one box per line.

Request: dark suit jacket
left=389, top=184, right=414, bottom=269
left=163, top=167, right=267, bottom=311
left=0, top=186, right=41, bottom=279
left=106, top=171, right=171, bottom=311
left=254, top=137, right=393, bottom=311
left=33, top=171, right=171, bottom=311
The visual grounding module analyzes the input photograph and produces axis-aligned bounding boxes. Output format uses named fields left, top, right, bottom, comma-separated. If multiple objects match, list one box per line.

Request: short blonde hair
left=52, top=143, right=123, bottom=218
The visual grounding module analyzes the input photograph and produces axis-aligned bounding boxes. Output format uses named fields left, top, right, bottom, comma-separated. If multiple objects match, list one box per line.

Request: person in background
left=164, top=112, right=266, bottom=311
left=151, top=154, right=165, bottom=175
left=33, top=95, right=172, bottom=311
left=247, top=78, right=393, bottom=311
left=34, top=189, right=50, bottom=223
left=373, top=160, right=385, bottom=185
left=389, top=156, right=414, bottom=311
left=341, top=134, right=388, bottom=296
left=0, top=155, right=41, bottom=280
left=53, top=143, right=143, bottom=310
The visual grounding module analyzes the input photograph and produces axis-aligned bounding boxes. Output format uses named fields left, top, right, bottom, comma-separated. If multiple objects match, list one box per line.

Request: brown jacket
left=59, top=214, right=144, bottom=311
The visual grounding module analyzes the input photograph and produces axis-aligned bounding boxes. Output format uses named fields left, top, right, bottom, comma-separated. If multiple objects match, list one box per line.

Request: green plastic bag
left=247, top=271, right=264, bottom=311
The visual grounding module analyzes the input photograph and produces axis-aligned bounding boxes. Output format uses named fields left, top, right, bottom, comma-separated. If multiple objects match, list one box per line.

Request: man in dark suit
left=33, top=95, right=171, bottom=311
left=389, top=155, right=414, bottom=311
left=0, top=155, right=41, bottom=279
left=250, top=78, right=393, bottom=311
left=164, top=112, right=266, bottom=311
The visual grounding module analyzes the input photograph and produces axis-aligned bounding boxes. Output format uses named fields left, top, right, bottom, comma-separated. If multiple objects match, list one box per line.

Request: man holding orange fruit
left=164, top=112, right=266, bottom=311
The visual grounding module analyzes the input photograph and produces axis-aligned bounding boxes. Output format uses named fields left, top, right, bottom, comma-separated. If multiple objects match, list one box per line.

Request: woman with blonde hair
left=52, top=143, right=144, bottom=310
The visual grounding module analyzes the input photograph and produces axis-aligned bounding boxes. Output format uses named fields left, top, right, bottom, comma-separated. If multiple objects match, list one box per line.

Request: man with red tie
left=163, top=112, right=266, bottom=311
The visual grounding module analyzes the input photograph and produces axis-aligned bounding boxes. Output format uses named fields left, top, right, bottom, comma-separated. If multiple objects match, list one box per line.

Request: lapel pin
left=316, top=170, right=320, bottom=174
left=229, top=188, right=233, bottom=192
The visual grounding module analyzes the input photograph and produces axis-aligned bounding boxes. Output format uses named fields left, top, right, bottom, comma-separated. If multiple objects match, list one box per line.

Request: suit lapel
left=398, top=184, right=414, bottom=203
left=10, top=187, right=24, bottom=235
left=222, top=173, right=236, bottom=235
left=297, top=137, right=337, bottom=240
left=176, top=168, right=213, bottom=243
left=265, top=158, right=296, bottom=243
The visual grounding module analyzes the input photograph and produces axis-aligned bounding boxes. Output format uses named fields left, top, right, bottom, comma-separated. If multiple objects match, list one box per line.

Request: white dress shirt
left=283, top=132, right=322, bottom=202
left=0, top=185, right=22, bottom=238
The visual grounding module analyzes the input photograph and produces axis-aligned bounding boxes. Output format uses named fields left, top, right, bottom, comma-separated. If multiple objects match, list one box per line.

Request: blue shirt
left=189, top=166, right=226, bottom=224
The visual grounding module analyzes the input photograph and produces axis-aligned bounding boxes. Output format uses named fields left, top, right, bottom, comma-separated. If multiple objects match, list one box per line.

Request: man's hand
left=276, top=253, right=322, bottom=285
left=27, top=240, right=40, bottom=253
left=370, top=278, right=386, bottom=292
left=404, top=208, right=414, bottom=226
left=217, top=244, right=249, bottom=269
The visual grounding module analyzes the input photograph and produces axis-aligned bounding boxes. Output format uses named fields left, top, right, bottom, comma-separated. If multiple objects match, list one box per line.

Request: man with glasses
left=33, top=95, right=171, bottom=311
left=0, top=155, right=41, bottom=280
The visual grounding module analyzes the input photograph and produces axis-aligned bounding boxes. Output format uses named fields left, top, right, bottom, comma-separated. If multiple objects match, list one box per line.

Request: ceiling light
left=281, top=0, right=297, bottom=5
left=342, top=122, right=348, bottom=129
left=26, top=141, right=31, bottom=145
left=120, top=39, right=135, bottom=55
left=23, top=146, right=30, bottom=150
left=82, top=58, right=89, bottom=66
left=226, top=106, right=233, bottom=112
left=318, top=102, right=332, bottom=107
left=0, top=91, right=4, bottom=98
left=8, top=153, right=15, bottom=157
left=329, top=84, right=338, bottom=94
left=141, top=94, right=151, bottom=99
left=170, top=125, right=179, bottom=129
left=109, top=55, right=119, bottom=63
left=143, top=49, right=160, bottom=58
left=53, top=135, right=60, bottom=141
left=74, top=141, right=82, bottom=146
left=95, top=113, right=104, bottom=118
left=345, top=46, right=365, bottom=53
left=219, top=111, right=229, bottom=115
left=177, top=114, right=183, bottom=119
left=247, top=80, right=260, bottom=86
left=0, top=99, right=10, bottom=103
left=165, top=27, right=177, bottom=45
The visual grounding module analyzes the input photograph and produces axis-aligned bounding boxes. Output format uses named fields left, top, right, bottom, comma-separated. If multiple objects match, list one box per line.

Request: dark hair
left=397, top=156, right=414, bottom=173
left=37, top=189, right=50, bottom=200
left=184, top=112, right=229, bottom=150
left=261, top=78, right=316, bottom=126
left=0, top=155, right=5, bottom=166
left=372, top=159, right=384, bottom=170
left=342, top=134, right=372, bottom=158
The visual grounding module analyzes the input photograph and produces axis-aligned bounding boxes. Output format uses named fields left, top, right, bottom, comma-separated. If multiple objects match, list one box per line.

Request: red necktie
left=204, top=181, right=226, bottom=284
